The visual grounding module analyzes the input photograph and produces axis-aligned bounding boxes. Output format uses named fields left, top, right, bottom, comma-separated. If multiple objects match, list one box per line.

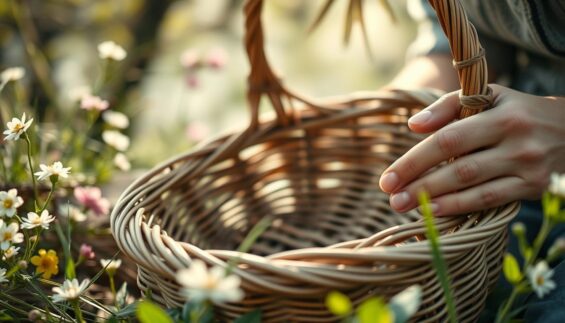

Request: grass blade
left=418, top=192, right=458, bottom=323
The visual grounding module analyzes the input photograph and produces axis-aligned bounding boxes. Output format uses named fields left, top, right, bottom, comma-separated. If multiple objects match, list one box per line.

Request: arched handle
left=243, top=0, right=492, bottom=127
left=426, top=0, right=492, bottom=118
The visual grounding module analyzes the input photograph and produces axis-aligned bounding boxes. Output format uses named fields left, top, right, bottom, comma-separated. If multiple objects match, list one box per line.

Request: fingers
left=428, top=176, right=526, bottom=216
left=387, top=149, right=510, bottom=212
left=379, top=113, right=503, bottom=193
left=407, top=90, right=460, bottom=134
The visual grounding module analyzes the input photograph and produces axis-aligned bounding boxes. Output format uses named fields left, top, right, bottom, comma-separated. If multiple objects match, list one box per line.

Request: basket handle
left=243, top=0, right=492, bottom=126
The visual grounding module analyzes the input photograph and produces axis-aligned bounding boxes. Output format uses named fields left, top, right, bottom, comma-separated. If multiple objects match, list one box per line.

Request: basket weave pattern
left=111, top=0, right=519, bottom=322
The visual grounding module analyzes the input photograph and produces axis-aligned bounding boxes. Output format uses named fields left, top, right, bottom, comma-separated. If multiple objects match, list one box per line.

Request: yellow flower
left=30, top=249, right=59, bottom=279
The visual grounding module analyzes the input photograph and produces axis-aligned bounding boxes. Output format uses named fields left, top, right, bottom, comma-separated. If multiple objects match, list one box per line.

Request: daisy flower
left=3, top=113, right=33, bottom=141
left=549, top=173, right=565, bottom=198
left=102, top=130, right=130, bottom=151
left=0, top=220, right=24, bottom=250
left=34, top=161, right=71, bottom=181
left=52, top=278, right=90, bottom=302
left=113, top=153, right=131, bottom=171
left=102, top=110, right=129, bottom=129
left=1, top=67, right=25, bottom=83
left=0, top=189, right=24, bottom=217
left=21, top=210, right=55, bottom=230
left=97, top=41, right=127, bottom=61
left=527, top=261, right=556, bottom=298
left=2, top=245, right=20, bottom=260
left=176, top=259, right=244, bottom=304
left=100, top=258, right=122, bottom=276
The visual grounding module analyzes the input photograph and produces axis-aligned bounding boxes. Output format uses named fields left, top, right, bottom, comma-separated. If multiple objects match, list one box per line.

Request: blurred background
left=0, top=0, right=415, bottom=170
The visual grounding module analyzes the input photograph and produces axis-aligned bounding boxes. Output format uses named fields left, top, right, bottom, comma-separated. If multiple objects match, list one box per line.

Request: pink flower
left=79, top=244, right=95, bottom=260
left=80, top=94, right=109, bottom=111
left=74, top=186, right=110, bottom=216
left=180, top=49, right=200, bottom=69
left=205, top=48, right=227, bottom=69
left=185, top=74, right=199, bottom=88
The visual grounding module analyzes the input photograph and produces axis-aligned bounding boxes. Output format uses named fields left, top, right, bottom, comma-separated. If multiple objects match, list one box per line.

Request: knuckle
left=454, top=159, right=480, bottom=183
left=436, top=129, right=462, bottom=156
left=480, top=188, right=501, bottom=208
left=511, top=145, right=545, bottom=164
left=498, top=111, right=532, bottom=134
left=525, top=168, right=551, bottom=191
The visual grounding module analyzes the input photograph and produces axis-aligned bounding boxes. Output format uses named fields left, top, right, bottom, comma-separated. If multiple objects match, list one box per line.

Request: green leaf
left=326, top=291, right=352, bottom=316
left=234, top=309, right=262, bottom=323
left=112, top=302, right=139, bottom=318
left=357, top=297, right=393, bottom=323
left=542, top=191, right=561, bottom=219
left=418, top=191, right=458, bottom=323
left=503, top=253, right=522, bottom=284
left=65, top=256, right=76, bottom=280
left=0, top=310, right=13, bottom=321
left=136, top=300, right=173, bottom=323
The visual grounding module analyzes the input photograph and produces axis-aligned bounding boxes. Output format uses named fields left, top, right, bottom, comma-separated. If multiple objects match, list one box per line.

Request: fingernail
left=391, top=191, right=411, bottom=210
left=408, top=110, right=432, bottom=125
left=380, top=172, right=399, bottom=192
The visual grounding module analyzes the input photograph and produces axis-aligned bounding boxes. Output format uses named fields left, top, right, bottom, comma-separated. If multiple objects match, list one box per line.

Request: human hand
left=379, top=84, right=565, bottom=216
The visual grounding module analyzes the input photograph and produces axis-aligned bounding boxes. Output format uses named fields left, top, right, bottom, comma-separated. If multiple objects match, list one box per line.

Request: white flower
left=180, top=49, right=200, bottom=69
left=80, top=94, right=109, bottom=111
left=0, top=189, right=24, bottom=217
left=0, top=220, right=24, bottom=250
left=34, top=161, right=71, bottom=181
left=97, top=41, right=127, bottom=61
left=527, top=261, right=556, bottom=298
left=21, top=210, right=55, bottom=230
left=102, top=111, right=129, bottom=129
left=2, top=245, right=20, bottom=260
left=59, top=205, right=87, bottom=222
left=1, top=67, right=25, bottom=83
left=176, top=259, right=244, bottom=304
left=0, top=268, right=7, bottom=284
left=100, top=258, right=122, bottom=276
left=113, top=153, right=131, bottom=171
left=3, top=113, right=33, bottom=141
left=52, top=278, right=90, bottom=302
left=102, top=130, right=130, bottom=151
left=389, top=285, right=422, bottom=321
left=68, top=85, right=92, bottom=102
left=549, top=173, right=565, bottom=198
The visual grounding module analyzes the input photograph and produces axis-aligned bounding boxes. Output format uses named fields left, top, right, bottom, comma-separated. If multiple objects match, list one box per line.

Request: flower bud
left=511, top=222, right=526, bottom=237
left=18, top=260, right=28, bottom=270
left=79, top=243, right=95, bottom=260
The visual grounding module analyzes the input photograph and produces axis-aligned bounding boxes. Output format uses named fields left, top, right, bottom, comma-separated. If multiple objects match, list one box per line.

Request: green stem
left=10, top=0, right=58, bottom=107
left=496, top=285, right=521, bottom=323
left=73, top=300, right=85, bottom=323
left=419, top=192, right=458, bottom=323
left=39, top=181, right=56, bottom=213
left=109, top=274, right=117, bottom=307
left=527, top=217, right=552, bottom=267
left=24, top=133, right=39, bottom=208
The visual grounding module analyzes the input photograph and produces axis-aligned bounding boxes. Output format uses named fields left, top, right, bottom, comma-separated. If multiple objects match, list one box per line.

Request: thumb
left=407, top=90, right=461, bottom=133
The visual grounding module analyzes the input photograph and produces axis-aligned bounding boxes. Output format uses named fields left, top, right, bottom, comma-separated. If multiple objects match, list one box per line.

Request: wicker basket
left=111, top=0, right=519, bottom=322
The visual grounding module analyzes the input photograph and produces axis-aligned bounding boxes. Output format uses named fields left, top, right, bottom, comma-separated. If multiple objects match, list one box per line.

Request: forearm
left=386, top=54, right=460, bottom=93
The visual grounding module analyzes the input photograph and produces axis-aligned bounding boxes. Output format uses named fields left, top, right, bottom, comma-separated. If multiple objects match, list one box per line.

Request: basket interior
left=142, top=103, right=427, bottom=256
